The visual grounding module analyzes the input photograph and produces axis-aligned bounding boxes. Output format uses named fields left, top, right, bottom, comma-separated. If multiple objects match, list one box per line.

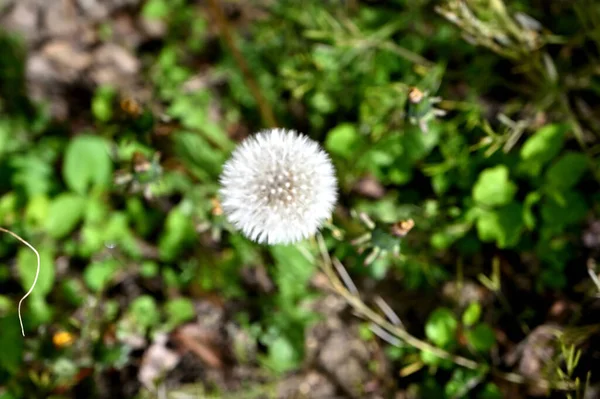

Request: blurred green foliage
left=1, top=0, right=600, bottom=398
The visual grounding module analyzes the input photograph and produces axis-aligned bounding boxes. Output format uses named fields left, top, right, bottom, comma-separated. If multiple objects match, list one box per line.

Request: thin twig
left=0, top=227, right=40, bottom=336
left=206, top=0, right=278, bottom=128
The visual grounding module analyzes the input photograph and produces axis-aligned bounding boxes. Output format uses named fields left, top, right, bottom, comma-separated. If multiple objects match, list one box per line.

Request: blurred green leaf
left=523, top=191, right=542, bottom=230
left=263, top=336, right=299, bottom=374
left=475, top=202, right=524, bottom=248
left=541, top=190, right=588, bottom=230
left=165, top=297, right=196, bottom=327
left=173, top=131, right=224, bottom=180
left=28, top=295, right=53, bottom=326
left=465, top=323, right=496, bottom=352
left=445, top=369, right=481, bottom=398
left=61, top=279, right=85, bottom=306
left=270, top=243, right=315, bottom=302
left=159, top=206, right=196, bottom=261
left=11, top=153, right=55, bottom=197
left=45, top=194, right=86, bottom=238
left=472, top=165, right=517, bottom=207
left=17, top=246, right=54, bottom=299
left=402, top=125, right=440, bottom=163
left=0, top=315, right=24, bottom=373
left=519, top=124, right=567, bottom=176
left=142, top=0, right=169, bottom=19
left=24, top=195, right=50, bottom=228
left=63, top=135, right=113, bottom=194
left=310, top=91, right=336, bottom=114
left=129, top=295, right=160, bottom=329
left=420, top=349, right=442, bottom=366
left=104, top=212, right=141, bottom=258
left=140, top=261, right=159, bottom=278
left=84, top=259, right=119, bottom=292
left=0, top=295, right=12, bottom=315
left=425, top=307, right=457, bottom=348
left=462, top=302, right=482, bottom=327
left=478, top=383, right=503, bottom=399
left=545, top=151, right=588, bottom=189
left=92, top=86, right=116, bottom=122
left=325, top=123, right=362, bottom=159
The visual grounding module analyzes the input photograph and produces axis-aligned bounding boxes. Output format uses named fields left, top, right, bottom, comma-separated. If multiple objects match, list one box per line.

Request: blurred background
left=1, top=0, right=600, bottom=398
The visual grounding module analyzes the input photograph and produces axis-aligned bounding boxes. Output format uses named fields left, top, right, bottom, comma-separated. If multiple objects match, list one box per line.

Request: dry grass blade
left=314, top=233, right=577, bottom=392
left=331, top=257, right=358, bottom=295
left=374, top=296, right=403, bottom=328
left=0, top=227, right=40, bottom=337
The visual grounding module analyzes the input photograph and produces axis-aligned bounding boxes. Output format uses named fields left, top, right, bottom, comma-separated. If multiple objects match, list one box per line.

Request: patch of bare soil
left=1, top=0, right=162, bottom=121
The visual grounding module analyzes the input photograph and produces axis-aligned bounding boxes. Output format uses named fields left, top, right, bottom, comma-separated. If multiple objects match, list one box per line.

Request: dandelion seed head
left=219, top=128, right=337, bottom=245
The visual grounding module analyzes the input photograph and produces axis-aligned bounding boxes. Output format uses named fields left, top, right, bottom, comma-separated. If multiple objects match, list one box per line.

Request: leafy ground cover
left=1, top=0, right=600, bottom=398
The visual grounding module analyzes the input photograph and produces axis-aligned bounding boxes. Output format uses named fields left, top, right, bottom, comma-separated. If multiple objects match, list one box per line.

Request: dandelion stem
left=207, top=0, right=278, bottom=128
left=0, top=227, right=40, bottom=337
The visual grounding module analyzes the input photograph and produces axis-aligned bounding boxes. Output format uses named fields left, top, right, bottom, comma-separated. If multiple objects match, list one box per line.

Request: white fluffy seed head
left=219, top=128, right=338, bottom=245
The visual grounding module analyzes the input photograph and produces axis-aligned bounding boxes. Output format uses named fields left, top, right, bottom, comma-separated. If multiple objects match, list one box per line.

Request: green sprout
left=351, top=212, right=415, bottom=266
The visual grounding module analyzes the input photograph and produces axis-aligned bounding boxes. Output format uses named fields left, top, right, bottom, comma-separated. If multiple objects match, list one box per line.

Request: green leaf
left=477, top=383, right=503, bottom=399
left=325, top=123, right=361, bottom=159
left=445, top=369, right=481, bottom=398
left=263, top=336, right=299, bottom=374
left=11, top=153, right=54, bottom=197
left=168, top=94, right=233, bottom=152
left=165, top=298, right=196, bottom=327
left=129, top=295, right=160, bottom=329
left=140, top=261, right=159, bottom=278
left=25, top=195, right=50, bottom=228
left=523, top=191, right=542, bottom=230
left=63, top=135, right=113, bottom=194
left=45, top=194, right=86, bottom=238
left=142, top=0, right=169, bottom=19
left=17, top=246, right=54, bottom=299
left=61, top=279, right=85, bottom=306
left=0, top=392, right=17, bottom=399
left=465, top=323, right=496, bottom=352
left=541, top=190, right=588, bottom=230
left=84, top=259, right=119, bottom=292
left=519, top=123, right=567, bottom=176
left=0, top=315, right=24, bottom=373
left=159, top=207, right=196, bottom=261
left=103, top=212, right=141, bottom=258
left=475, top=202, right=524, bottom=248
left=311, top=91, right=336, bottom=114
left=462, top=302, right=482, bottom=327
left=0, top=295, right=12, bottom=315
left=270, top=243, right=316, bottom=302
left=425, top=307, right=458, bottom=348
left=173, top=131, right=224, bottom=179
left=545, top=151, right=588, bottom=189
left=402, top=125, right=440, bottom=163
left=92, top=85, right=116, bottom=122
left=472, top=165, right=517, bottom=207
left=28, top=295, right=53, bottom=326
left=420, top=349, right=442, bottom=366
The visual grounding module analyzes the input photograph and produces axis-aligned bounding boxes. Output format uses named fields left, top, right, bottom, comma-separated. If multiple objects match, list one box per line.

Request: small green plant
left=1, top=0, right=598, bottom=397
